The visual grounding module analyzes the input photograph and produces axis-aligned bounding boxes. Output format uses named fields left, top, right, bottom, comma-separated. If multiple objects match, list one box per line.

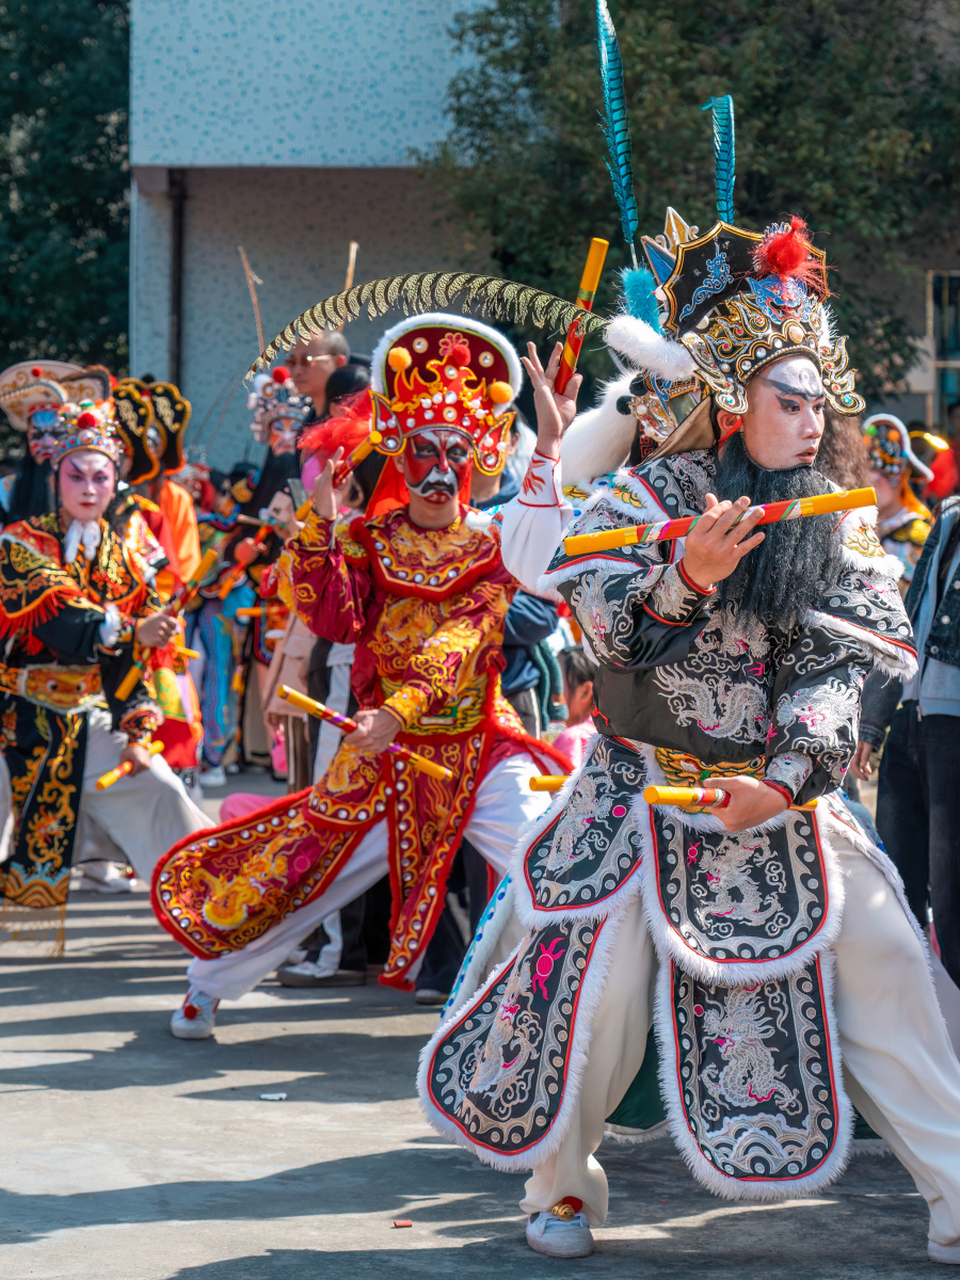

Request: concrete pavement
left=0, top=855, right=939, bottom=1280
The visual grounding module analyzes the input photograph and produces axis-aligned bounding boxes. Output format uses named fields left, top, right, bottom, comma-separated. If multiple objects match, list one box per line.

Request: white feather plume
left=605, top=314, right=696, bottom=380
left=561, top=373, right=638, bottom=485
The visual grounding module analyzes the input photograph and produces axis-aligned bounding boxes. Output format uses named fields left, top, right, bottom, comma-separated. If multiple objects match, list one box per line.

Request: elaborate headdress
left=115, top=378, right=192, bottom=476
left=247, top=367, right=310, bottom=446
left=577, top=7, right=863, bottom=461
left=863, top=413, right=934, bottom=483
left=113, top=383, right=159, bottom=482
left=370, top=313, right=522, bottom=476
left=0, top=361, right=110, bottom=435
left=50, top=400, right=122, bottom=468
left=252, top=16, right=860, bottom=473
left=149, top=382, right=191, bottom=473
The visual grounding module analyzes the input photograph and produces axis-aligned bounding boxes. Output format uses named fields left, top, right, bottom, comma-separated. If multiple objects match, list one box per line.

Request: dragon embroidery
left=700, top=986, right=801, bottom=1113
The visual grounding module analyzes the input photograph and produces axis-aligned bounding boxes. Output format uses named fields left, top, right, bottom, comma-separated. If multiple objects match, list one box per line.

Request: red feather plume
left=753, top=216, right=822, bottom=287
left=300, top=390, right=373, bottom=459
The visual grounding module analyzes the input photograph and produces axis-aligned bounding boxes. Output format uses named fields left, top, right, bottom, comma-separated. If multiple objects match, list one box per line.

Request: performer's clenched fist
left=680, top=493, right=766, bottom=591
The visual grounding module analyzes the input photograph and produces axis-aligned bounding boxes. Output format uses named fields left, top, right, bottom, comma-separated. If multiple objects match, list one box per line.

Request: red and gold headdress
left=50, top=400, right=123, bottom=468
left=370, top=313, right=522, bottom=477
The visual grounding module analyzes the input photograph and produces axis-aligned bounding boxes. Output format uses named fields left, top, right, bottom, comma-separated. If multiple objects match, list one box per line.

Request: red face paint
left=268, top=415, right=302, bottom=456
left=401, top=428, right=472, bottom=504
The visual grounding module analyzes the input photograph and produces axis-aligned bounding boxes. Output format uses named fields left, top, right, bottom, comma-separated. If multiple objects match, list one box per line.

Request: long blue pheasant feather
left=702, top=95, right=736, bottom=223
left=596, top=0, right=638, bottom=262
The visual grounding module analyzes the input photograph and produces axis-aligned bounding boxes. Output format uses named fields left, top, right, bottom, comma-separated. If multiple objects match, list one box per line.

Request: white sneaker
left=170, top=989, right=219, bottom=1039
left=526, top=1208, right=594, bottom=1258
left=199, top=766, right=226, bottom=789
left=930, top=1241, right=960, bottom=1265
left=74, top=860, right=134, bottom=894
left=276, top=961, right=365, bottom=987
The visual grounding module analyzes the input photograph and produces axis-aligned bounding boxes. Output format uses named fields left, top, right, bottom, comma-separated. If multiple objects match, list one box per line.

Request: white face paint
left=741, top=355, right=827, bottom=470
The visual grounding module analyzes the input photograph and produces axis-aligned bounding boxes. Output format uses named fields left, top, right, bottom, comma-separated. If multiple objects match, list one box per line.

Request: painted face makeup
left=268, top=415, right=301, bottom=456
left=58, top=449, right=116, bottom=523
left=740, top=355, right=826, bottom=471
left=27, top=406, right=67, bottom=464
left=401, top=428, right=472, bottom=504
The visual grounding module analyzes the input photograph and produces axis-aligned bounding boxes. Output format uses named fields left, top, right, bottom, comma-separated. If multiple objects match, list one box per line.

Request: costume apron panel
left=423, top=916, right=606, bottom=1166
left=658, top=956, right=851, bottom=1199
left=520, top=736, right=647, bottom=915
left=0, top=696, right=89, bottom=954
left=153, top=726, right=492, bottom=973
left=644, top=806, right=836, bottom=985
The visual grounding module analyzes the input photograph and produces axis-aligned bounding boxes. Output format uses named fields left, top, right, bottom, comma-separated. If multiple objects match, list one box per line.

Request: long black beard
left=711, top=433, right=845, bottom=634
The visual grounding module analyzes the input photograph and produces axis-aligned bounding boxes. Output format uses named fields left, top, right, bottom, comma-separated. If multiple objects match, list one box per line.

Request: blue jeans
left=875, top=702, right=960, bottom=985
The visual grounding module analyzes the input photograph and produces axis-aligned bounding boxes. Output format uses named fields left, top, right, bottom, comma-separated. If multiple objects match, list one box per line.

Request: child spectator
left=552, top=645, right=598, bottom=768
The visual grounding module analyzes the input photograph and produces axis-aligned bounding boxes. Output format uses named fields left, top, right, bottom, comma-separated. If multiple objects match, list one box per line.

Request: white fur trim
left=507, top=737, right=648, bottom=931
left=605, top=315, right=697, bottom=380
left=436, top=875, right=516, bottom=1025
left=417, top=908, right=627, bottom=1172
left=805, top=609, right=918, bottom=681
left=653, top=949, right=854, bottom=1201
left=370, top=312, right=523, bottom=405
left=561, top=376, right=637, bottom=486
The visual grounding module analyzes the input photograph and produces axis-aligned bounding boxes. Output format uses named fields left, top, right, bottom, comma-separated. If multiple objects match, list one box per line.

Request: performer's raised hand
left=680, top=494, right=766, bottom=592
left=702, top=775, right=788, bottom=832
left=343, top=706, right=402, bottom=755
left=521, top=341, right=582, bottom=461
left=136, top=612, right=177, bottom=648
left=312, top=447, right=349, bottom=521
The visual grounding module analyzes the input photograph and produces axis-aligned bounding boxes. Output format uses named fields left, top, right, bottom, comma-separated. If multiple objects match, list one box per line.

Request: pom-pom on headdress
left=370, top=313, right=522, bottom=477
left=50, top=400, right=123, bottom=468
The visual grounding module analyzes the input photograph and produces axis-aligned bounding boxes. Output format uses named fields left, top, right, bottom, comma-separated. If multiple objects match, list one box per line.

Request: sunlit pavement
left=0, top=807, right=936, bottom=1280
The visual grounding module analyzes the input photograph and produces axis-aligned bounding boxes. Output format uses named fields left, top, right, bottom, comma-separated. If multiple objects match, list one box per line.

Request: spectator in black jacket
left=853, top=495, right=960, bottom=984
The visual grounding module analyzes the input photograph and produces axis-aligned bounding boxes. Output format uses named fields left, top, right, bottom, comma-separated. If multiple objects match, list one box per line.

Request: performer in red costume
left=154, top=314, right=569, bottom=1038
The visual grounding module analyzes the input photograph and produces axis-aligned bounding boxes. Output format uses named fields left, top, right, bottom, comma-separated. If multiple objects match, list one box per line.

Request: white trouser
left=521, top=825, right=960, bottom=1248
left=73, top=709, right=211, bottom=880
left=187, top=753, right=548, bottom=1002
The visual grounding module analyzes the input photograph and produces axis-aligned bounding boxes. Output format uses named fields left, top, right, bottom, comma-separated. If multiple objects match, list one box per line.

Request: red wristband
left=762, top=779, right=793, bottom=807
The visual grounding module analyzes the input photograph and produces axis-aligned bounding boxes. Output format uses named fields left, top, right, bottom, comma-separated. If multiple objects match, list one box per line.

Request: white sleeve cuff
left=99, top=604, right=121, bottom=649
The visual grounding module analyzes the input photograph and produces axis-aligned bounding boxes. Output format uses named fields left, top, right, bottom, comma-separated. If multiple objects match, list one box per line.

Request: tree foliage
left=426, top=0, right=960, bottom=399
left=0, top=1, right=129, bottom=378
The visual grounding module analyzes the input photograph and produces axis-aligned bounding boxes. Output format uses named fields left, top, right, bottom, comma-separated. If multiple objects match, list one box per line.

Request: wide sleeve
left=765, top=621, right=874, bottom=805
left=765, top=553, right=916, bottom=804
left=380, top=568, right=515, bottom=730
left=287, top=509, right=373, bottom=643
left=499, top=450, right=574, bottom=592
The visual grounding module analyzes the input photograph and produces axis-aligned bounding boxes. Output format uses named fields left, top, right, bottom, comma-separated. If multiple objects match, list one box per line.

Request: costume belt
left=654, top=747, right=764, bottom=813
left=0, top=662, right=104, bottom=713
